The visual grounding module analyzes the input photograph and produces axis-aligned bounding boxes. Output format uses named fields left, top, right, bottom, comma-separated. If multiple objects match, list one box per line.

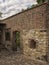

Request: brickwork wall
left=2, top=3, right=46, bottom=30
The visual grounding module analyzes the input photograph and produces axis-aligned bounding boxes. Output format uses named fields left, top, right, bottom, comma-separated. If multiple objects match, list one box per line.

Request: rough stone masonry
left=0, top=2, right=49, bottom=63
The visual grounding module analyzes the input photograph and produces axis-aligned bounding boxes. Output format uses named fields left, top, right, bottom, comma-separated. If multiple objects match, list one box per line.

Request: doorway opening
left=12, top=31, right=20, bottom=51
left=0, top=23, right=6, bottom=50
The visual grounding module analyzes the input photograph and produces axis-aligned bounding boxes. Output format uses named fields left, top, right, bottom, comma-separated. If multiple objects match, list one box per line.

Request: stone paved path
left=0, top=50, right=48, bottom=65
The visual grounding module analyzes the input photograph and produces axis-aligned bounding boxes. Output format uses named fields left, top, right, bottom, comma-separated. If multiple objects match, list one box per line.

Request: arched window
left=30, top=39, right=36, bottom=49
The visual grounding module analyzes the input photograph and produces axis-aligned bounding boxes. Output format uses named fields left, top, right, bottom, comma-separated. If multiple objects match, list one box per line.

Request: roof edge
left=0, top=2, right=49, bottom=21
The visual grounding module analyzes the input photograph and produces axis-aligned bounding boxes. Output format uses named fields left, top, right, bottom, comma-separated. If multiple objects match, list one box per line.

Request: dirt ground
left=0, top=50, right=48, bottom=65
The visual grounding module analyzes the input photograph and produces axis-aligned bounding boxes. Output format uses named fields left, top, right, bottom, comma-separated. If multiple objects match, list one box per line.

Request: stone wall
left=22, top=29, right=47, bottom=61
left=2, top=3, right=47, bottom=30
left=46, top=3, right=49, bottom=62
left=0, top=3, right=49, bottom=62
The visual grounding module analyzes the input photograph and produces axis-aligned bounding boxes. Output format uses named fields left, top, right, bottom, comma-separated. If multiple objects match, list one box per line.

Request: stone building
left=0, top=2, right=49, bottom=62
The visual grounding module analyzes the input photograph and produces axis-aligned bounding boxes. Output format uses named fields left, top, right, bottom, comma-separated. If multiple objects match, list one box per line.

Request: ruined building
left=0, top=2, right=49, bottom=62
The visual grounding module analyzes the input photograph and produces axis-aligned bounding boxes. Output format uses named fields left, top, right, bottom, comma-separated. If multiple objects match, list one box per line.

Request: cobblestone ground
left=0, top=50, right=48, bottom=65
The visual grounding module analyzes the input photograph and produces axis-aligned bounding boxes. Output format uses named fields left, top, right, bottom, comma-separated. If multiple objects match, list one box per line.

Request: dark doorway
left=12, top=31, right=20, bottom=51
left=0, top=23, right=6, bottom=44
left=0, top=30, right=2, bottom=44
left=0, top=23, right=6, bottom=50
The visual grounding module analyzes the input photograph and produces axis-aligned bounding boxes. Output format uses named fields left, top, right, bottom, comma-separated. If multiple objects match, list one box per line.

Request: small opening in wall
left=5, top=32, right=10, bottom=41
left=29, top=39, right=36, bottom=49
